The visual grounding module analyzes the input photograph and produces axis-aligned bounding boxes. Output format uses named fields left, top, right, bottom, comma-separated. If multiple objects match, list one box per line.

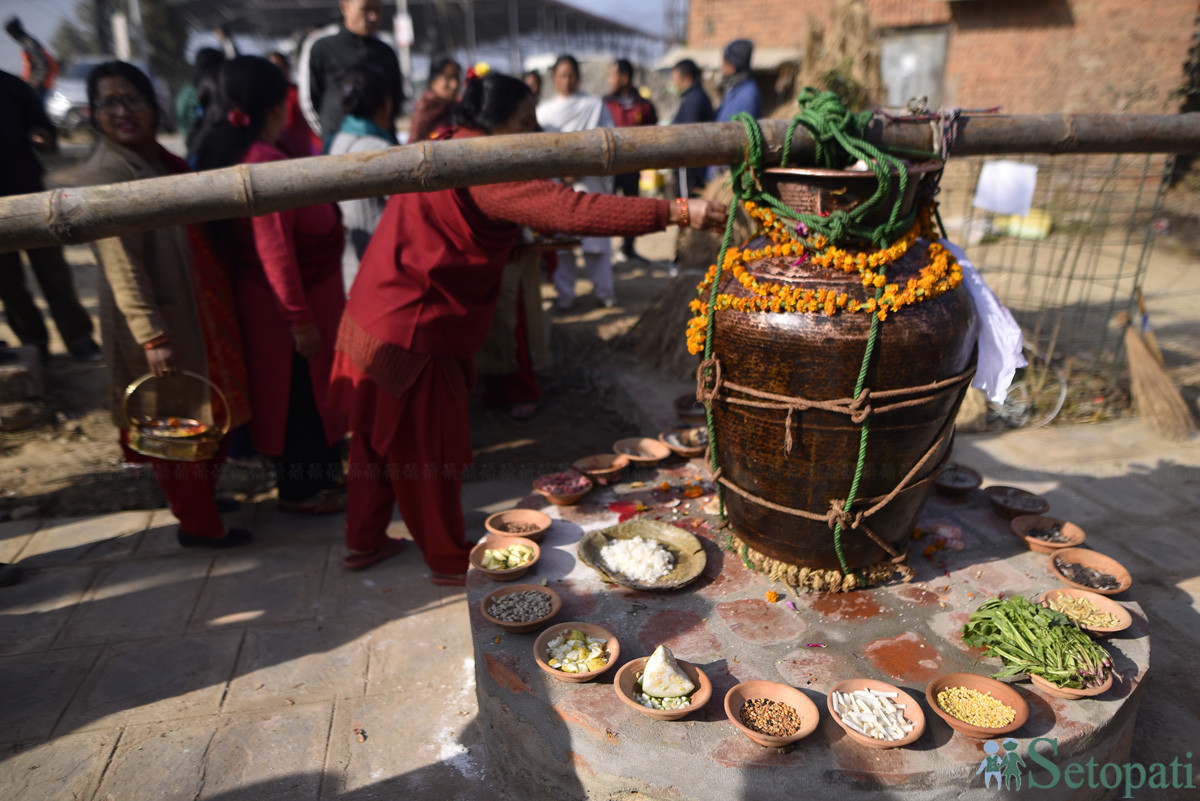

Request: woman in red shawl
left=192, top=56, right=348, bottom=515
left=407, top=55, right=460, bottom=142
left=329, top=72, right=724, bottom=582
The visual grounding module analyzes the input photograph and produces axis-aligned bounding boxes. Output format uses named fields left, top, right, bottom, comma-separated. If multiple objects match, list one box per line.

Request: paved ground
left=1, top=401, right=1198, bottom=800
left=1, top=144, right=1198, bottom=798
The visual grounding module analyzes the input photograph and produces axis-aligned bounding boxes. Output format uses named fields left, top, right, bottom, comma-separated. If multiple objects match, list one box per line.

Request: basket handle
left=122, top=370, right=232, bottom=436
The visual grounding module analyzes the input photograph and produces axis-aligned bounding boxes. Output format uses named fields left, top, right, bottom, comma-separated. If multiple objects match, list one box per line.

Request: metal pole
left=508, top=0, right=521, bottom=74
left=3, top=114, right=1200, bottom=252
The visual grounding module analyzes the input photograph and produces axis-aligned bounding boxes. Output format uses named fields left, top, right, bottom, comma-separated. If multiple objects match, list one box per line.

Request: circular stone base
left=468, top=467, right=1147, bottom=801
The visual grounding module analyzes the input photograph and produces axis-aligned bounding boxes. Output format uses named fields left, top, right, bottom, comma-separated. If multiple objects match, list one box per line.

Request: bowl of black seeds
left=1011, top=515, right=1086, bottom=554
left=1050, top=547, right=1131, bottom=596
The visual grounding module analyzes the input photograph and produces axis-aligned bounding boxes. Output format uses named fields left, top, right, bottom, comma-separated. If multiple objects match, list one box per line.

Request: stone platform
left=467, top=459, right=1148, bottom=800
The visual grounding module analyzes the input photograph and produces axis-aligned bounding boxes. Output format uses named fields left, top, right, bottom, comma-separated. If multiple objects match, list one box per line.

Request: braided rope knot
left=825, top=498, right=866, bottom=532
left=849, top=389, right=872, bottom=424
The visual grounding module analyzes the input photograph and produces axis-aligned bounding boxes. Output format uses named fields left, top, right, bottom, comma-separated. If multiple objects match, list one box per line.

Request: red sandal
left=431, top=572, right=467, bottom=587
left=343, top=538, right=407, bottom=571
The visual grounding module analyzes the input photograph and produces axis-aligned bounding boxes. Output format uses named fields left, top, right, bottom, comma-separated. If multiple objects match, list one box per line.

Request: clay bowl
left=934, top=462, right=982, bottom=497
left=484, top=509, right=552, bottom=542
left=479, top=583, right=562, bottom=634
left=724, top=680, right=821, bottom=748
left=572, top=453, right=630, bottom=486
left=533, top=621, right=620, bottom=684
left=827, top=679, right=926, bottom=749
left=926, top=673, right=1028, bottom=739
left=1010, top=515, right=1086, bottom=554
left=613, top=437, right=672, bottom=467
left=658, top=427, right=708, bottom=458
left=614, top=656, right=713, bottom=721
left=1049, top=547, right=1133, bottom=596
left=1029, top=671, right=1115, bottom=700
left=1038, top=588, right=1132, bottom=635
left=533, top=471, right=593, bottom=506
left=984, top=485, right=1050, bottom=519
left=469, top=536, right=540, bottom=581
left=674, top=393, right=707, bottom=426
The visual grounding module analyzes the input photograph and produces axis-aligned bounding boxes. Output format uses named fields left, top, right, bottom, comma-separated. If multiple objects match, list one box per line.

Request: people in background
left=4, top=17, right=57, bottom=103
left=328, top=71, right=725, bottom=580
left=715, top=38, right=762, bottom=122
left=75, top=60, right=251, bottom=548
left=536, top=55, right=616, bottom=310
left=267, top=50, right=320, bottom=157
left=670, top=58, right=714, bottom=197
left=214, top=24, right=239, bottom=59
left=408, top=55, right=460, bottom=143
left=522, top=69, right=541, bottom=101
left=327, top=62, right=396, bottom=292
left=192, top=56, right=348, bottom=515
left=176, top=48, right=225, bottom=154
left=299, top=0, right=403, bottom=144
left=0, top=69, right=101, bottom=364
left=603, top=58, right=658, bottom=263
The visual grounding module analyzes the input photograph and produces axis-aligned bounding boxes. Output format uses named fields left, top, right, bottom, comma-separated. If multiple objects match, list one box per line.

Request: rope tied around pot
left=699, top=95, right=954, bottom=582
left=710, top=398, right=959, bottom=569
left=697, top=357, right=974, bottom=453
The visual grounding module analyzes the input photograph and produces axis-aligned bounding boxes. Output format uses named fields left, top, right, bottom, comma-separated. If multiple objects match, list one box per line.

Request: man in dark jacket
left=0, top=69, right=100, bottom=363
left=299, top=0, right=404, bottom=143
left=670, top=59, right=714, bottom=197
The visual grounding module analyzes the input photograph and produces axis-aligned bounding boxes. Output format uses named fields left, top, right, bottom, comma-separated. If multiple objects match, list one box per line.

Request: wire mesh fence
left=936, top=153, right=1170, bottom=426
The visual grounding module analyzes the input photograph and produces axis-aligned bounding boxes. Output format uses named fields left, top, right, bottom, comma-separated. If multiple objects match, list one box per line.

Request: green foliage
left=962, top=595, right=1113, bottom=689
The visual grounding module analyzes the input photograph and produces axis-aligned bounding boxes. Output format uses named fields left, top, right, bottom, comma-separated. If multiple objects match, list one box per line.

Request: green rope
left=830, top=281, right=885, bottom=578
left=743, top=90, right=919, bottom=249
left=699, top=91, right=925, bottom=578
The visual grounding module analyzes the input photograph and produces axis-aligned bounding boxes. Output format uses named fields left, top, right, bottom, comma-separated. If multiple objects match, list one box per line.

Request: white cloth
left=536, top=92, right=615, bottom=198
left=538, top=92, right=616, bottom=303
left=942, top=239, right=1027, bottom=403
left=973, top=160, right=1038, bottom=217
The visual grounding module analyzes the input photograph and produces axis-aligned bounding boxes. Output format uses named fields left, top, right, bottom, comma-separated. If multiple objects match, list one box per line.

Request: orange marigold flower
left=765, top=590, right=779, bottom=603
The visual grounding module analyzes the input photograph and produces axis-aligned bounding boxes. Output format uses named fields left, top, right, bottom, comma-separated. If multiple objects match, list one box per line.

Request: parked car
left=44, top=55, right=175, bottom=133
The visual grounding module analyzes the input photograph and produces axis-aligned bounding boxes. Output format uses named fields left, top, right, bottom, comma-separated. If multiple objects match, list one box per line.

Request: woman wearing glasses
left=75, top=60, right=252, bottom=548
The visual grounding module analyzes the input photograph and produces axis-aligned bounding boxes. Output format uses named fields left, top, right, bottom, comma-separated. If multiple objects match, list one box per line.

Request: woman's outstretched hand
left=668, top=197, right=727, bottom=233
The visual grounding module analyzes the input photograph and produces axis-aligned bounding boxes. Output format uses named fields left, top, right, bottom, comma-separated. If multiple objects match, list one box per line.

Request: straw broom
left=1120, top=312, right=1198, bottom=440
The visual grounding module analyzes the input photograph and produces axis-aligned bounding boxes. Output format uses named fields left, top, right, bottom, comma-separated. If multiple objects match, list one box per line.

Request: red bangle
left=676, top=198, right=690, bottom=228
left=142, top=335, right=171, bottom=350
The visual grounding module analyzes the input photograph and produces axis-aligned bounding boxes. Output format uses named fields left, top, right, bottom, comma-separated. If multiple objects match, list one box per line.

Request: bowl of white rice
left=577, top=519, right=707, bottom=591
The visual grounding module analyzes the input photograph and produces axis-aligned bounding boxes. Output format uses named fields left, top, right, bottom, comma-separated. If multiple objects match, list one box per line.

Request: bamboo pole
left=2, top=113, right=1199, bottom=253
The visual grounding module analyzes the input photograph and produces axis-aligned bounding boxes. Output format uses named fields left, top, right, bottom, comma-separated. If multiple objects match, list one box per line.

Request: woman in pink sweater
left=192, top=56, right=348, bottom=514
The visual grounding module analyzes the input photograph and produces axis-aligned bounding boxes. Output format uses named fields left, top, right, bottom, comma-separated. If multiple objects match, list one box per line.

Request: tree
left=50, top=0, right=191, bottom=88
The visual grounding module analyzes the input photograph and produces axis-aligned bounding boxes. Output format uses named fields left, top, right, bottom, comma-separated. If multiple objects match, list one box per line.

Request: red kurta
left=329, top=126, right=670, bottom=574
left=235, top=140, right=347, bottom=455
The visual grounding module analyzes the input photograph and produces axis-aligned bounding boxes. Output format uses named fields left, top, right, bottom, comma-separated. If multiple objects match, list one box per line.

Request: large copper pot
left=709, top=165, right=977, bottom=571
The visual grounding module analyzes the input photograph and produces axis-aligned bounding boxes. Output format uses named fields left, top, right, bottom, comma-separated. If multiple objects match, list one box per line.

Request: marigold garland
left=686, top=201, right=962, bottom=355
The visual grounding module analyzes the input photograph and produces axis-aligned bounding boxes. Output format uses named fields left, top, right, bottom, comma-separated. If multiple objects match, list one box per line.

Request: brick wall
left=687, top=0, right=1198, bottom=113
